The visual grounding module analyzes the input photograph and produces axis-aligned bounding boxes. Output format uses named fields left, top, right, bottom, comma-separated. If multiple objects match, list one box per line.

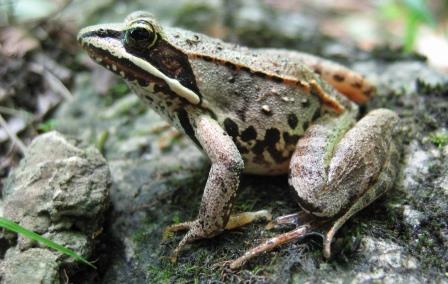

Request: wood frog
left=78, top=11, right=401, bottom=269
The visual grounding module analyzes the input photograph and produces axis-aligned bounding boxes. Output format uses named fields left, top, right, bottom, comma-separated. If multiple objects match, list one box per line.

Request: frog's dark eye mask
left=77, top=23, right=200, bottom=105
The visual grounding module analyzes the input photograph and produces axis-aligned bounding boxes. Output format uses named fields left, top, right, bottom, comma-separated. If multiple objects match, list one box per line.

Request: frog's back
left=166, top=27, right=321, bottom=82
left=167, top=27, right=374, bottom=104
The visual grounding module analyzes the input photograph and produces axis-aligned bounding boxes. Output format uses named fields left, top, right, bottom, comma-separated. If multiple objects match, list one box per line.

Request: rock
left=0, top=248, right=59, bottom=284
left=353, top=236, right=423, bottom=283
left=402, top=205, right=424, bottom=229
left=3, top=131, right=110, bottom=237
left=1, top=131, right=110, bottom=282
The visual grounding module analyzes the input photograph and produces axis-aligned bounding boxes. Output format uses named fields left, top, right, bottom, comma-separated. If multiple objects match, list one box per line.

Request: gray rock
left=1, top=131, right=110, bottom=282
left=3, top=131, right=110, bottom=236
left=402, top=205, right=424, bottom=229
left=353, top=236, right=423, bottom=283
left=1, top=248, right=59, bottom=284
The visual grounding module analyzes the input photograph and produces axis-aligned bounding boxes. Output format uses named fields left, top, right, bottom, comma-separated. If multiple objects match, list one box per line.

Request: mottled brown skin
left=78, top=11, right=401, bottom=268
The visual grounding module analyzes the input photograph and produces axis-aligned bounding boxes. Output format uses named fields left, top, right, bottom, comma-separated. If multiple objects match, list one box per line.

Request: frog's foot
left=227, top=210, right=357, bottom=269
left=229, top=225, right=310, bottom=269
left=225, top=210, right=272, bottom=230
left=167, top=219, right=204, bottom=263
left=165, top=210, right=272, bottom=262
left=229, top=212, right=326, bottom=269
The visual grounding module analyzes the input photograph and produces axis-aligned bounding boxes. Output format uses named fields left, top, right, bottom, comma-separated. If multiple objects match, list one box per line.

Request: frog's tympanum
left=78, top=12, right=401, bottom=269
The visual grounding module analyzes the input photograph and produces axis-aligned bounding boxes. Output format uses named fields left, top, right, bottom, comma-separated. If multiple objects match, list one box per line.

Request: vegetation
left=0, top=217, right=95, bottom=268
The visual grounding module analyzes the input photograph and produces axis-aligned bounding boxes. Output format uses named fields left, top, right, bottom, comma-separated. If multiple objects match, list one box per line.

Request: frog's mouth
left=78, top=24, right=201, bottom=105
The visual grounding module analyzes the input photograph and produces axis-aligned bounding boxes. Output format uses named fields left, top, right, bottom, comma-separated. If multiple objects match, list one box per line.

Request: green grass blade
left=0, top=217, right=96, bottom=269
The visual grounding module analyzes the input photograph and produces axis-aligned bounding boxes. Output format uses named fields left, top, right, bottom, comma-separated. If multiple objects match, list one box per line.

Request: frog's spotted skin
left=78, top=11, right=401, bottom=269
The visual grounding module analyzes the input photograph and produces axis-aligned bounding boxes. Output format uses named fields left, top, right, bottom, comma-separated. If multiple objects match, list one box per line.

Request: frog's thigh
left=295, top=52, right=375, bottom=103
left=289, top=109, right=400, bottom=255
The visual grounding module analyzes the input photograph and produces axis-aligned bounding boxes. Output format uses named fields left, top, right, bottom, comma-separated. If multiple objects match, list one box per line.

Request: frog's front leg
left=169, top=114, right=244, bottom=258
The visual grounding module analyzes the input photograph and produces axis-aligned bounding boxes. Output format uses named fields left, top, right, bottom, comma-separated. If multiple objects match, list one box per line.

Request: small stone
left=1, top=248, right=59, bottom=284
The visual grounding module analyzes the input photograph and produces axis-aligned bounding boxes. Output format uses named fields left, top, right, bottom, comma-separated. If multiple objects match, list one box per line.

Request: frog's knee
left=289, top=169, right=340, bottom=217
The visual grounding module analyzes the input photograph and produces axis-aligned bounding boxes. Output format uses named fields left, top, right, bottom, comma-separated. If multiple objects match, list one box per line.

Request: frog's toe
left=229, top=224, right=312, bottom=270
left=165, top=221, right=194, bottom=234
left=170, top=220, right=211, bottom=258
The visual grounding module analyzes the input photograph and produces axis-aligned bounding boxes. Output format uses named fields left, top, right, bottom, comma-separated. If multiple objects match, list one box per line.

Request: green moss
left=147, top=263, right=174, bottom=283
left=428, top=132, right=448, bottom=148
left=37, top=119, right=58, bottom=132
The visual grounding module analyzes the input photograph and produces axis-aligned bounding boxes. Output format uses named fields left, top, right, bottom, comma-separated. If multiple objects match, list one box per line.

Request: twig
left=43, top=68, right=74, bottom=101
left=0, top=113, right=27, bottom=154
left=29, top=63, right=73, bottom=101
left=0, top=106, right=33, bottom=120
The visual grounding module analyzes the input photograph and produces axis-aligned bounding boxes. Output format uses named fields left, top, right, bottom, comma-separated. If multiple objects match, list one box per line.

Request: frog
left=78, top=11, right=401, bottom=269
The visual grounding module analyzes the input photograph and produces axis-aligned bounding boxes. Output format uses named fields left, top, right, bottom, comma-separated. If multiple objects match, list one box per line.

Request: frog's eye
left=125, top=24, right=157, bottom=49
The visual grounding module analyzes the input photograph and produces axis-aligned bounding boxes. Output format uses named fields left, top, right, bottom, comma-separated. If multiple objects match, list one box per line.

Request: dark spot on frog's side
left=265, top=128, right=288, bottom=163
left=154, top=83, right=174, bottom=97
left=223, top=118, right=239, bottom=138
left=301, top=98, right=310, bottom=108
left=240, top=126, right=257, bottom=142
left=265, top=128, right=280, bottom=146
left=254, top=127, right=301, bottom=164
left=283, top=132, right=300, bottom=145
left=287, top=113, right=298, bottom=129
left=236, top=142, right=249, bottom=154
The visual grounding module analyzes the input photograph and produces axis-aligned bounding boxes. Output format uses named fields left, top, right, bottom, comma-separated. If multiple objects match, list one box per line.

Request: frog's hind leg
left=295, top=52, right=375, bottom=104
left=322, top=147, right=399, bottom=257
left=290, top=108, right=400, bottom=258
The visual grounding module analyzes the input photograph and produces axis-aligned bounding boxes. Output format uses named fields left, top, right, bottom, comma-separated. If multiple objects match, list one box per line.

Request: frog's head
left=77, top=11, right=201, bottom=105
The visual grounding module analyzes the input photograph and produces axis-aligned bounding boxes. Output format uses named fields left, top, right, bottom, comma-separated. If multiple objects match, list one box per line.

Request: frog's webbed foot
left=165, top=210, right=272, bottom=262
left=228, top=212, right=327, bottom=269
left=229, top=224, right=311, bottom=269
left=228, top=209, right=366, bottom=269
left=165, top=220, right=203, bottom=262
